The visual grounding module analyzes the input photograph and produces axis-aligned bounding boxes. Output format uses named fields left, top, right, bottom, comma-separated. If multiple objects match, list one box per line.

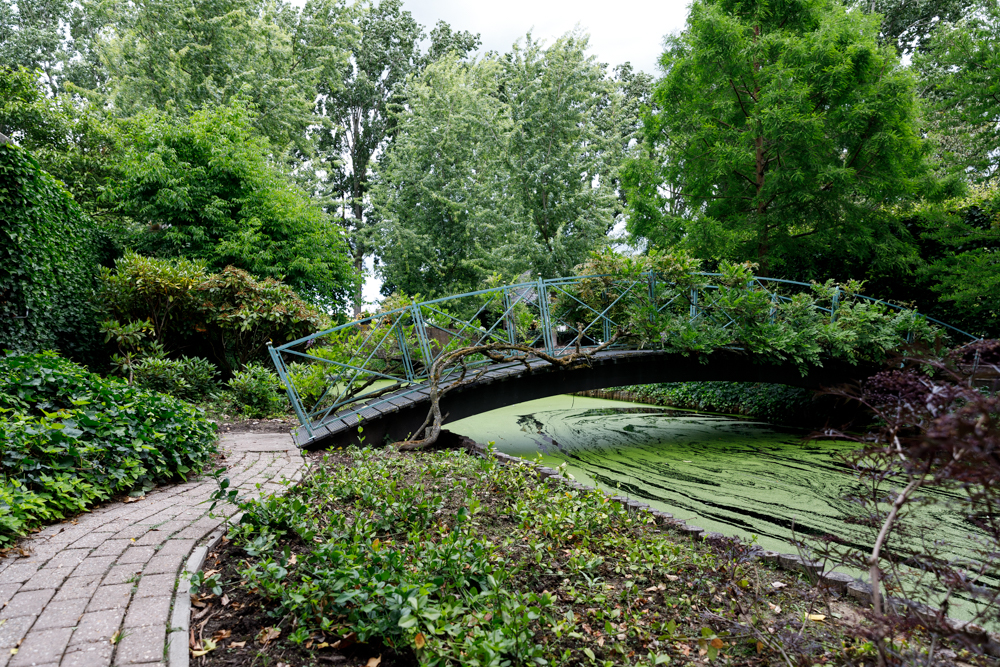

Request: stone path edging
left=0, top=432, right=304, bottom=667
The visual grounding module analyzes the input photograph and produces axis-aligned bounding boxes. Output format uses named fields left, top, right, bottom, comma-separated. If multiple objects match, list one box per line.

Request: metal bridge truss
left=268, top=273, right=977, bottom=440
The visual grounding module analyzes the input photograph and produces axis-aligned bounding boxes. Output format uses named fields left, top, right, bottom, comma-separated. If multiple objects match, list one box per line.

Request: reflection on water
left=449, top=394, right=995, bottom=617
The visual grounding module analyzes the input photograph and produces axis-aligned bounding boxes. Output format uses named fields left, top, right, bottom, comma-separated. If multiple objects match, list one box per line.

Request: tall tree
left=624, top=0, right=928, bottom=279
left=91, top=0, right=350, bottom=149
left=915, top=0, right=1000, bottom=182
left=370, top=56, right=521, bottom=298
left=501, top=32, right=618, bottom=277
left=313, top=0, right=479, bottom=312
left=856, top=0, right=972, bottom=53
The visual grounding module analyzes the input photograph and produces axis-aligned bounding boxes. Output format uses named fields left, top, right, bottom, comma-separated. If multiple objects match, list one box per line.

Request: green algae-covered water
left=448, top=395, right=998, bottom=620
left=448, top=394, right=861, bottom=554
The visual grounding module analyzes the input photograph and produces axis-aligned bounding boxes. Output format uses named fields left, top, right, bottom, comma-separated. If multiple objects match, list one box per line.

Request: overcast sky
left=406, top=0, right=692, bottom=75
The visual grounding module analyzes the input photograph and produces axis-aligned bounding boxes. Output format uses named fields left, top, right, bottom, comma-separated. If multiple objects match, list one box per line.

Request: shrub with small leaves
left=133, top=356, right=219, bottom=402
left=227, top=363, right=286, bottom=417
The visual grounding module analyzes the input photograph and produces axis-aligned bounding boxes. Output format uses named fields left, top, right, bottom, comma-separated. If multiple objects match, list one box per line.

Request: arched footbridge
left=268, top=273, right=978, bottom=449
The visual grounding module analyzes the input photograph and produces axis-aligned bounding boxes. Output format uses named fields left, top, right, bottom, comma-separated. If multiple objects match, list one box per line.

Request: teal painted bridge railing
left=268, top=273, right=979, bottom=440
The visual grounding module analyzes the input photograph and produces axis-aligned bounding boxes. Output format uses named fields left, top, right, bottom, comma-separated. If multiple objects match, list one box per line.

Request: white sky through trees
left=407, top=0, right=691, bottom=74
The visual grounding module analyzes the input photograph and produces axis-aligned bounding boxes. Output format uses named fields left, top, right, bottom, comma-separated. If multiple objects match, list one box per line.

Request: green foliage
left=226, top=363, right=286, bottom=418
left=370, top=55, right=522, bottom=297
left=621, top=381, right=816, bottom=424
left=555, top=251, right=939, bottom=372
left=897, top=182, right=1000, bottom=337
left=100, top=252, right=330, bottom=374
left=624, top=0, right=928, bottom=279
left=107, top=103, right=357, bottom=309
left=501, top=31, right=619, bottom=277
left=223, top=447, right=697, bottom=665
left=133, top=356, right=219, bottom=402
left=93, top=0, right=350, bottom=149
left=314, top=0, right=480, bottom=308
left=915, top=1, right=1000, bottom=182
left=373, top=33, right=630, bottom=297
left=0, top=351, right=217, bottom=545
left=0, top=141, right=100, bottom=361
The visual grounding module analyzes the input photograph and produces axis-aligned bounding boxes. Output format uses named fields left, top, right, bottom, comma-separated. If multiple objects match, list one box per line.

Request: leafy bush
left=0, top=141, right=100, bottom=361
left=133, top=356, right=219, bottom=402
left=100, top=252, right=330, bottom=374
left=620, top=381, right=818, bottom=425
left=0, top=351, right=217, bottom=545
left=227, top=363, right=286, bottom=417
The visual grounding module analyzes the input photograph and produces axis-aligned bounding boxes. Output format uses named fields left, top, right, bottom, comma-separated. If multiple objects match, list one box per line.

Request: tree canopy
left=623, top=0, right=929, bottom=279
left=108, top=103, right=357, bottom=309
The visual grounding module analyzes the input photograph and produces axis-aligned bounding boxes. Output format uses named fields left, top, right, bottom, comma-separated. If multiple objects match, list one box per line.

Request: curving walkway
left=0, top=432, right=304, bottom=667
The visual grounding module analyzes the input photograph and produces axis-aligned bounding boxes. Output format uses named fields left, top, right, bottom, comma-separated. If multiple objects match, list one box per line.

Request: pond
left=448, top=393, right=996, bottom=620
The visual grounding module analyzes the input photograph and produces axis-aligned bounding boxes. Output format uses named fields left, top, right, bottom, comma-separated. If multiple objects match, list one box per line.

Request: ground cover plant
left=0, top=351, right=217, bottom=545
left=195, top=446, right=988, bottom=667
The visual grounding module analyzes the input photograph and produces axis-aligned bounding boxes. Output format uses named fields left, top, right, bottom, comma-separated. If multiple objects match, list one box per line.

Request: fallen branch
left=397, top=327, right=626, bottom=451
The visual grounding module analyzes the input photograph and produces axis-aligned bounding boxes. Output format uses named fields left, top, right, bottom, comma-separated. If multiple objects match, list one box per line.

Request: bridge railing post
left=410, top=303, right=435, bottom=375
left=503, top=286, right=518, bottom=346
left=536, top=277, right=555, bottom=356
left=689, top=286, right=699, bottom=322
left=268, top=343, right=312, bottom=438
left=395, top=317, right=416, bottom=381
left=831, top=287, right=840, bottom=323
left=647, top=272, right=656, bottom=323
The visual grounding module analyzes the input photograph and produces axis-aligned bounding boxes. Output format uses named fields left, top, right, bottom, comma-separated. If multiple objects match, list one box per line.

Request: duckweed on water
left=198, top=446, right=990, bottom=667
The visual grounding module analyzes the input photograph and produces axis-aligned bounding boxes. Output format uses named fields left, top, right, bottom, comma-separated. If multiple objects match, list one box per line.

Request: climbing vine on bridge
left=272, top=248, right=943, bottom=439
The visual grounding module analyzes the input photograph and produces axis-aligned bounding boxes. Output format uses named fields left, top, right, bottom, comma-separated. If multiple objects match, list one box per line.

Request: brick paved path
left=0, top=432, right=304, bottom=667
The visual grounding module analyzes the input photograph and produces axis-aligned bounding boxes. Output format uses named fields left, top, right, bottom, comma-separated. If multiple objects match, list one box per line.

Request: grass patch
left=199, top=446, right=988, bottom=667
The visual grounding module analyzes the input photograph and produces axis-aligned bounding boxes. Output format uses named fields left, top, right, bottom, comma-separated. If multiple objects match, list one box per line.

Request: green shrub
left=100, top=252, right=330, bottom=374
left=0, top=141, right=100, bottom=361
left=227, top=363, right=286, bottom=418
left=621, top=381, right=817, bottom=424
left=0, top=351, right=218, bottom=545
left=133, top=356, right=219, bottom=401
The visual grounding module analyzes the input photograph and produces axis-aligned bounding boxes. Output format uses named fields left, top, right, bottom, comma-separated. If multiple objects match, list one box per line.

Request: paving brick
left=173, top=524, right=215, bottom=540
left=86, top=585, right=132, bottom=612
left=134, top=574, right=174, bottom=600
left=0, top=563, right=39, bottom=585
left=131, top=532, right=169, bottom=548
left=90, top=541, right=130, bottom=559
left=62, top=642, right=114, bottom=667
left=7, top=626, right=72, bottom=667
left=70, top=608, right=126, bottom=645
left=0, top=615, right=35, bottom=648
left=19, top=567, right=70, bottom=592
left=0, top=584, right=20, bottom=608
left=0, top=589, right=55, bottom=619
left=111, top=526, right=148, bottom=541
left=68, top=532, right=112, bottom=550
left=151, top=540, right=195, bottom=557
left=140, top=555, right=183, bottom=577
left=52, top=576, right=102, bottom=602
left=111, top=625, right=164, bottom=665
left=116, top=548, right=155, bottom=566
left=43, top=550, right=90, bottom=571
left=32, top=597, right=88, bottom=630
left=72, top=557, right=117, bottom=578
left=102, top=565, right=143, bottom=587
left=123, top=596, right=170, bottom=629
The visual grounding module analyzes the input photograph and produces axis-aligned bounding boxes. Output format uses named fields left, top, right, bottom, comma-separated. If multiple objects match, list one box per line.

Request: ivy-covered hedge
left=0, top=141, right=100, bottom=360
left=618, top=381, right=823, bottom=425
left=0, top=352, right=218, bottom=545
